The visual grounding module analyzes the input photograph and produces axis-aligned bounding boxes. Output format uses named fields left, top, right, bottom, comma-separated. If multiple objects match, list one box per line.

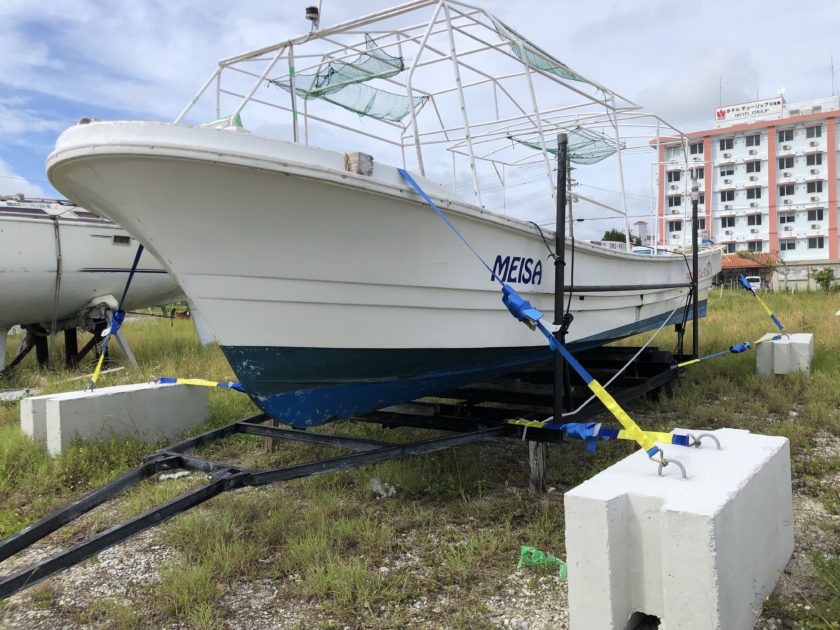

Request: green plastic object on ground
left=517, top=545, right=568, bottom=579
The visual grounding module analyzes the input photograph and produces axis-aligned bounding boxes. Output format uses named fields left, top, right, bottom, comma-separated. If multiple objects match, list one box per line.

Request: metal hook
left=690, top=433, right=721, bottom=450
left=655, top=454, right=688, bottom=479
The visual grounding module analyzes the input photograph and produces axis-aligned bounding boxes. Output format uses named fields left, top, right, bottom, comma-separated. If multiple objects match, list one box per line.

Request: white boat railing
left=174, top=0, right=690, bottom=245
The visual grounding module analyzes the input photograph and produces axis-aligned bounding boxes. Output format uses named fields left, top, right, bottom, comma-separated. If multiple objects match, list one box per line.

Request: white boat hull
left=48, top=122, right=720, bottom=426
left=0, top=212, right=182, bottom=331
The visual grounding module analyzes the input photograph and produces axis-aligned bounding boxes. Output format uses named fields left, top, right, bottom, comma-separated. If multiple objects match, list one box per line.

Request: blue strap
left=770, top=314, right=784, bottom=332
left=737, top=273, right=755, bottom=295
left=398, top=168, right=501, bottom=284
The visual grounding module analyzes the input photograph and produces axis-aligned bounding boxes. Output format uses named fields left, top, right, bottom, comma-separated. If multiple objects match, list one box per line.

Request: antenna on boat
left=305, top=2, right=322, bottom=33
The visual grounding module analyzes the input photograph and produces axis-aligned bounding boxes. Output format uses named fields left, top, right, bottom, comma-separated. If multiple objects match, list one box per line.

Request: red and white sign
left=715, top=97, right=784, bottom=123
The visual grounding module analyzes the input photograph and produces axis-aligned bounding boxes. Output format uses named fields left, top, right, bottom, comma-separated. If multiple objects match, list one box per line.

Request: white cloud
left=0, top=97, right=63, bottom=136
left=0, top=159, right=46, bottom=197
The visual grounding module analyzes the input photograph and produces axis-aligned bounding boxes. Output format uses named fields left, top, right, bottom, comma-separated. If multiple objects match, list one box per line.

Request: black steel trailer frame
left=0, top=346, right=683, bottom=600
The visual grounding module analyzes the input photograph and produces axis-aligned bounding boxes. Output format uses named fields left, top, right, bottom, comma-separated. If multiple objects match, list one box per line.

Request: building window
left=778, top=156, right=794, bottom=170
left=690, top=166, right=705, bottom=180
left=779, top=212, right=795, bottom=224
left=746, top=160, right=761, bottom=173
left=721, top=216, right=735, bottom=228
left=699, top=193, right=705, bottom=205
left=747, top=241, right=762, bottom=252
left=719, top=138, right=734, bottom=151
left=747, top=214, right=763, bottom=226
left=719, top=164, right=735, bottom=177
left=697, top=218, right=706, bottom=230
left=667, top=170, right=681, bottom=183
left=806, top=153, right=823, bottom=166
left=806, top=125, right=822, bottom=138
left=780, top=240, right=796, bottom=251
left=808, top=237, right=825, bottom=249
left=745, top=133, right=761, bottom=147
left=778, top=129, right=794, bottom=143
left=808, top=208, right=824, bottom=221
left=778, top=184, right=794, bottom=196
left=807, top=181, right=824, bottom=194
left=746, top=187, right=762, bottom=199
left=724, top=242, right=736, bottom=253
left=668, top=220, right=682, bottom=232
left=720, top=190, right=735, bottom=202
left=689, top=141, right=703, bottom=155
left=668, top=195, right=682, bottom=207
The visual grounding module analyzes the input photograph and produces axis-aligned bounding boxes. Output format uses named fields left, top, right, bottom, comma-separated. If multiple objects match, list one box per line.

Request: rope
left=87, top=244, right=144, bottom=389
left=399, top=168, right=669, bottom=460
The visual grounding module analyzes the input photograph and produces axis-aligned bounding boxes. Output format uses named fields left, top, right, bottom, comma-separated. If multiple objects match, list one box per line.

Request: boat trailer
left=0, top=346, right=682, bottom=600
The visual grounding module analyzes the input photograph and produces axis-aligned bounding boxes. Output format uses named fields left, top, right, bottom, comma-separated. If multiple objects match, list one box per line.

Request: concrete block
left=20, top=394, right=52, bottom=441
left=756, top=333, right=814, bottom=376
left=565, top=428, right=793, bottom=630
left=37, top=383, right=208, bottom=456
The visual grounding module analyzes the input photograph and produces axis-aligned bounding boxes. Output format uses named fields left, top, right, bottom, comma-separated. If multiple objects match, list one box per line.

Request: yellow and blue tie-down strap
left=673, top=334, right=781, bottom=369
left=507, top=419, right=691, bottom=452
left=158, top=377, right=245, bottom=392
left=398, top=168, right=670, bottom=462
left=88, top=244, right=145, bottom=389
left=738, top=273, right=785, bottom=332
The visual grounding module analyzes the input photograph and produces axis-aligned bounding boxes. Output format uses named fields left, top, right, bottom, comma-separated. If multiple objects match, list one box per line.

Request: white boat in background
left=47, top=0, right=720, bottom=426
left=0, top=196, right=183, bottom=369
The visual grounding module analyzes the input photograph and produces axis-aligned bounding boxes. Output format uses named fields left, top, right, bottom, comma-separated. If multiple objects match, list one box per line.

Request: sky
left=2, top=0, right=839, bottom=238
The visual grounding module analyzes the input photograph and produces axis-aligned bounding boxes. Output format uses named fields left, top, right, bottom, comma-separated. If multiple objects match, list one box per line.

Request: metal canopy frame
left=173, top=0, right=688, bottom=241
left=0, top=346, right=682, bottom=600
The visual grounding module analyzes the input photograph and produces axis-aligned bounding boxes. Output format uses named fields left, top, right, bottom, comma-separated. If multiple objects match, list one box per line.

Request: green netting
left=508, top=128, right=622, bottom=165
left=490, top=17, right=582, bottom=82
left=270, top=34, right=428, bottom=123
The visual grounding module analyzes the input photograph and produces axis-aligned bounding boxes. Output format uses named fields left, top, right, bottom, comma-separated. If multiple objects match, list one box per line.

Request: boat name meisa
left=491, top=255, right=543, bottom=285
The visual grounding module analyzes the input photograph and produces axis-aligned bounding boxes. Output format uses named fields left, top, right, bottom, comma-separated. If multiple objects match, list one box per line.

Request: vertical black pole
left=64, top=328, right=79, bottom=368
left=554, top=134, right=568, bottom=421
left=691, top=178, right=700, bottom=359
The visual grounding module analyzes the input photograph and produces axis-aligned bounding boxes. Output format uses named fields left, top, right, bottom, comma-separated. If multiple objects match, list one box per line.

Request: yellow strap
left=675, top=357, right=701, bottom=368
left=89, top=350, right=107, bottom=387
left=586, top=380, right=657, bottom=453
left=169, top=378, right=224, bottom=388
left=616, top=429, right=675, bottom=444
left=508, top=419, right=549, bottom=429
left=754, top=295, right=774, bottom=318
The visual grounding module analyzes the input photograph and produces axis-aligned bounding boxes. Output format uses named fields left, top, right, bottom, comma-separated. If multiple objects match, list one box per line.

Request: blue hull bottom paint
left=222, top=300, right=706, bottom=427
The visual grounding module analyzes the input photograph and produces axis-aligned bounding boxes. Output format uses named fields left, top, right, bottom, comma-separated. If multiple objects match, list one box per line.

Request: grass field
left=0, top=289, right=838, bottom=628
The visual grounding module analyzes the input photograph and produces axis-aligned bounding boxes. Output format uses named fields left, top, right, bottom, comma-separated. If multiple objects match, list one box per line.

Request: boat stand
left=0, top=412, right=504, bottom=600
left=0, top=345, right=679, bottom=600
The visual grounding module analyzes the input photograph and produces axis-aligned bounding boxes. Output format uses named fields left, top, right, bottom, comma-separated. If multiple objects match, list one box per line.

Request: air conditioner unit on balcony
left=724, top=178, right=732, bottom=184
left=783, top=171, right=791, bottom=178
left=750, top=202, right=758, bottom=208
left=811, top=196, right=820, bottom=202
left=810, top=140, right=818, bottom=146
left=810, top=168, right=819, bottom=174
left=750, top=228, right=759, bottom=233
left=812, top=223, right=821, bottom=229
left=723, top=152, right=731, bottom=158
left=749, top=175, right=758, bottom=181
left=692, top=156, right=700, bottom=161
left=671, top=233, right=680, bottom=238
left=670, top=184, right=678, bottom=190
left=783, top=199, right=792, bottom=204
left=724, top=230, right=733, bottom=235
left=783, top=225, right=793, bottom=231
left=724, top=204, right=732, bottom=210
left=748, top=149, right=757, bottom=155
left=782, top=144, right=791, bottom=150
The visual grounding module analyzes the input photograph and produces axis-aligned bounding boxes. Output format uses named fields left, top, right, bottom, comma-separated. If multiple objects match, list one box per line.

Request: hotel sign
left=715, top=97, right=784, bottom=122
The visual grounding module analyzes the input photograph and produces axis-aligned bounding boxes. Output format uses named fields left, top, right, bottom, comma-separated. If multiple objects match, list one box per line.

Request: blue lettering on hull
left=492, top=255, right=543, bottom=284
